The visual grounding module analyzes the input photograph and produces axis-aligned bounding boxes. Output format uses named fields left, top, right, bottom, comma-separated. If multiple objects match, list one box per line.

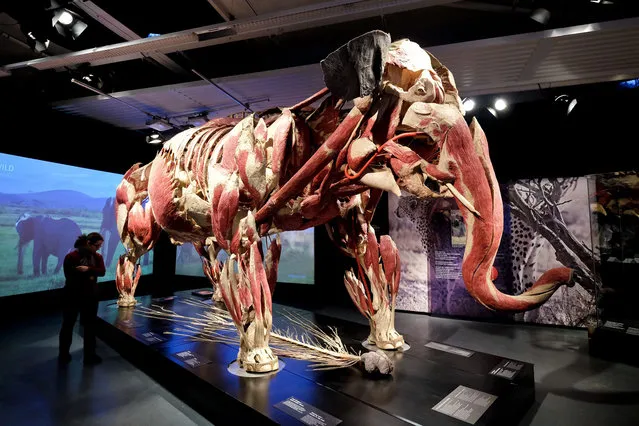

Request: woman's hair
left=74, top=232, right=104, bottom=248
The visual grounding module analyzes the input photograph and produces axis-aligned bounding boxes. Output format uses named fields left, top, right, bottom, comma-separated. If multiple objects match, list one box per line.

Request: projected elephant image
left=100, top=197, right=149, bottom=268
left=16, top=213, right=81, bottom=276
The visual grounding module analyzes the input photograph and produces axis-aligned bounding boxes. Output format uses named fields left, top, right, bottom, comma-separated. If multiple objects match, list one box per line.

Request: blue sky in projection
left=0, top=153, right=121, bottom=197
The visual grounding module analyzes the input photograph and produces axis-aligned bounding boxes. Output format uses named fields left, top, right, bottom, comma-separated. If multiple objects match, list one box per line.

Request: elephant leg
left=326, top=194, right=405, bottom=350
left=41, top=253, right=49, bottom=275
left=17, top=243, right=25, bottom=275
left=32, top=242, right=42, bottom=276
left=115, top=163, right=163, bottom=307
left=194, top=242, right=224, bottom=303
left=54, top=255, right=64, bottom=274
left=215, top=212, right=279, bottom=373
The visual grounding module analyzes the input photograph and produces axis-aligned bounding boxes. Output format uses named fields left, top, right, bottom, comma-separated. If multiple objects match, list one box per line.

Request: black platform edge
left=95, top=311, right=276, bottom=426
left=394, top=308, right=589, bottom=332
left=589, top=325, right=639, bottom=367
left=96, top=294, right=537, bottom=426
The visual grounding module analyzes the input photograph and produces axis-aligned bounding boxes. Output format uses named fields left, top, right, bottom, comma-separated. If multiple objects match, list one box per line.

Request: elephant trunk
left=447, top=118, right=573, bottom=312
left=17, top=241, right=25, bottom=275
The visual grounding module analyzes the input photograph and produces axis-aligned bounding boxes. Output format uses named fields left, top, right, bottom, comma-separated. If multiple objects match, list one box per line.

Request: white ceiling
left=51, top=16, right=639, bottom=131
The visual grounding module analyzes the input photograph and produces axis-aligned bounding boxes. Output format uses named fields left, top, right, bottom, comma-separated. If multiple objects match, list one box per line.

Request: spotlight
left=52, top=8, right=88, bottom=40
left=568, top=98, right=578, bottom=115
left=487, top=107, right=498, bottom=117
left=20, top=13, right=52, bottom=53
left=462, top=98, right=476, bottom=112
left=146, top=133, right=164, bottom=144
left=58, top=10, right=73, bottom=26
left=554, top=95, right=578, bottom=116
left=494, top=98, right=508, bottom=111
left=530, top=8, right=551, bottom=24
left=26, top=31, right=50, bottom=53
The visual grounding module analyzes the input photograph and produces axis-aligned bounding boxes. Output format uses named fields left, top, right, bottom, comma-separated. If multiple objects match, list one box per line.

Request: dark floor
left=2, top=307, right=639, bottom=426
left=316, top=306, right=639, bottom=426
left=0, top=313, right=214, bottom=426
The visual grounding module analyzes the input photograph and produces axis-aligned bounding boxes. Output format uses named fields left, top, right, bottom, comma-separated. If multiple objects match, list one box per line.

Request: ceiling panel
left=50, top=17, right=639, bottom=130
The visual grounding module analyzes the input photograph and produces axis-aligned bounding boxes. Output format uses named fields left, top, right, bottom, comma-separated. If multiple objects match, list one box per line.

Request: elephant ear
left=320, top=30, right=391, bottom=101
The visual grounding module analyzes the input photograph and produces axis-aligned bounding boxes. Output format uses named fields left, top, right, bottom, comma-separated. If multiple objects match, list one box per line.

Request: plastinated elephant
left=16, top=213, right=81, bottom=276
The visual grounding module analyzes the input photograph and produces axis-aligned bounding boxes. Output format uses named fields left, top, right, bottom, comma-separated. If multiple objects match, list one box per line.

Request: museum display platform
left=96, top=290, right=536, bottom=426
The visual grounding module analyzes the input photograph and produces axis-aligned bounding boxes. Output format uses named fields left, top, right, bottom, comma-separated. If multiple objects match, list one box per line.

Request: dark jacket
left=63, top=248, right=106, bottom=298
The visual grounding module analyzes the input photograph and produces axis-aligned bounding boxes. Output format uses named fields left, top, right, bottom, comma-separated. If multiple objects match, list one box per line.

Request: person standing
left=58, top=232, right=106, bottom=366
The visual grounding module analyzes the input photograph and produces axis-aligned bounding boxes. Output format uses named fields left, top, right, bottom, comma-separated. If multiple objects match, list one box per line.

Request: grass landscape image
left=176, top=228, right=314, bottom=284
left=0, top=153, right=153, bottom=297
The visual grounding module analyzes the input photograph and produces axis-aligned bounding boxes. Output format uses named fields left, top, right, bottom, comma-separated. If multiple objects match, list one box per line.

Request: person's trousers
left=59, top=295, right=99, bottom=357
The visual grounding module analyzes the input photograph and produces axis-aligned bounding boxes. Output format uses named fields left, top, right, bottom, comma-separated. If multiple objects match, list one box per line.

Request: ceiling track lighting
left=146, top=133, right=164, bottom=144
left=554, top=94, right=578, bottom=116
left=52, top=7, right=88, bottom=40
left=71, top=77, right=177, bottom=133
left=530, top=8, right=551, bottom=24
left=462, top=98, right=475, bottom=113
left=494, top=98, right=508, bottom=111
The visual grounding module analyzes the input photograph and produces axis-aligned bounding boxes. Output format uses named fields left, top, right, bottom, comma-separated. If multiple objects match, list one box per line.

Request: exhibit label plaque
left=425, top=341, right=474, bottom=357
left=171, top=350, right=211, bottom=368
left=141, top=331, right=167, bottom=344
left=432, top=385, right=497, bottom=424
left=434, top=250, right=463, bottom=280
left=626, top=327, right=639, bottom=336
left=116, top=319, right=143, bottom=328
left=489, top=359, right=524, bottom=380
left=274, top=397, right=342, bottom=426
left=602, top=320, right=626, bottom=331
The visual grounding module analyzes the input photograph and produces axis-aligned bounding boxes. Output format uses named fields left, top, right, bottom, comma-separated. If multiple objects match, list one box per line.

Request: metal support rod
left=191, top=68, right=254, bottom=113
left=70, top=78, right=173, bottom=125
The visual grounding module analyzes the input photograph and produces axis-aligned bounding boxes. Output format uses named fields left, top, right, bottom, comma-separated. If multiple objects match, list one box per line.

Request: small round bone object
left=360, top=350, right=394, bottom=375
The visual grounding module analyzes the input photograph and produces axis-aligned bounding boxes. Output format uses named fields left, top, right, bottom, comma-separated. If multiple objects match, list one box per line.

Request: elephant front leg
left=344, top=230, right=405, bottom=350
left=366, top=288, right=402, bottom=349
left=216, top=215, right=279, bottom=373
left=329, top=210, right=405, bottom=350
left=116, top=255, right=141, bottom=307
left=32, top=244, right=42, bottom=276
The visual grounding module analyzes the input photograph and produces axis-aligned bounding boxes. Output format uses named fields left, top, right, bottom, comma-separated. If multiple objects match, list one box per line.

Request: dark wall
left=0, top=102, right=158, bottom=174
left=0, top=100, right=178, bottom=318
left=477, top=85, right=638, bottom=181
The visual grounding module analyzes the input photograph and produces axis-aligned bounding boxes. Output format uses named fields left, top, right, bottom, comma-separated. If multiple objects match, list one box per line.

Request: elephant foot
left=117, top=294, right=138, bottom=307
left=238, top=346, right=279, bottom=373
left=367, top=332, right=405, bottom=350
left=368, top=305, right=405, bottom=350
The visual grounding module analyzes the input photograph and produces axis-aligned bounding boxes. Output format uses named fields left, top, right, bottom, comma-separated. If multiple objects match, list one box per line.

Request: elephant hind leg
left=41, top=254, right=49, bottom=275
left=54, top=255, right=64, bottom=274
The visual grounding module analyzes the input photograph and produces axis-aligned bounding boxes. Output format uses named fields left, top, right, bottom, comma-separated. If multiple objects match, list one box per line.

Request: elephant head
left=16, top=213, right=40, bottom=275
left=368, top=40, right=574, bottom=312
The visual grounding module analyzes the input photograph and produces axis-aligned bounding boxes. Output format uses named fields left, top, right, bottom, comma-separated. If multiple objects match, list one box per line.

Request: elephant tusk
left=445, top=183, right=481, bottom=218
